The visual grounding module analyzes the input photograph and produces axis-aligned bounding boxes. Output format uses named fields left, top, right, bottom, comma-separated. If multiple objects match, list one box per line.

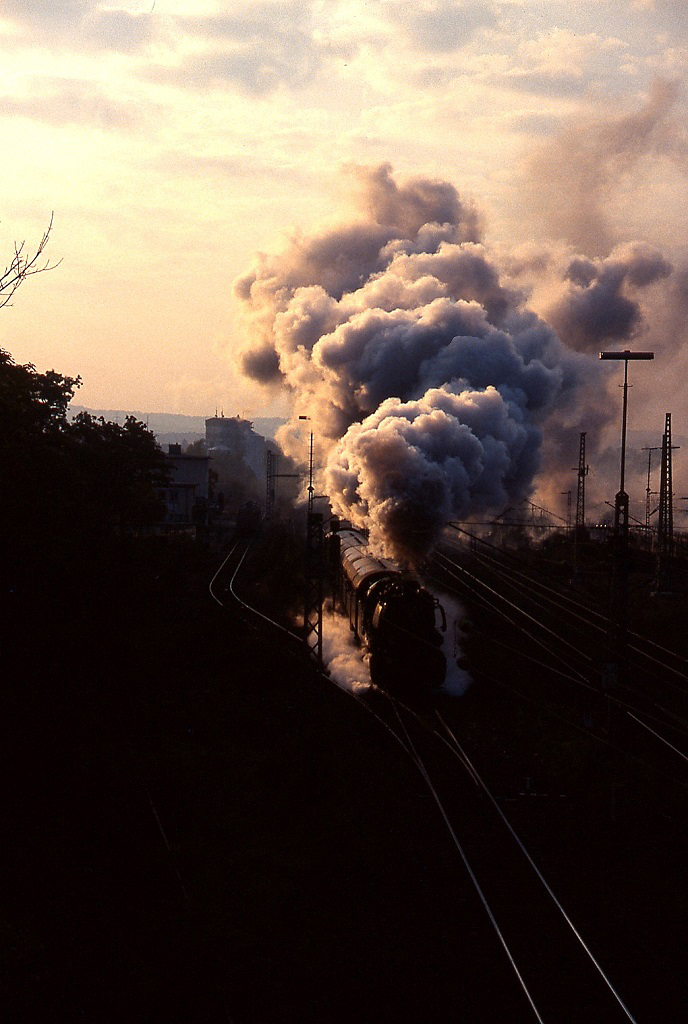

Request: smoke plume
left=544, top=243, right=672, bottom=353
left=525, top=77, right=683, bottom=254
left=234, top=164, right=668, bottom=562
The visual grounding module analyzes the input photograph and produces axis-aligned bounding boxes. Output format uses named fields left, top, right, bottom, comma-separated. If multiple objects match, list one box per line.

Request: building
left=205, top=415, right=266, bottom=480
left=159, top=443, right=210, bottom=524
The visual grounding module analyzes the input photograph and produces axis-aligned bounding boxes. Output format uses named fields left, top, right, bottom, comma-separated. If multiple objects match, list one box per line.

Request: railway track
left=364, top=693, right=641, bottom=1023
left=209, top=535, right=303, bottom=647
left=419, top=531, right=688, bottom=1020
left=210, top=537, right=661, bottom=1022
left=428, top=533, right=688, bottom=785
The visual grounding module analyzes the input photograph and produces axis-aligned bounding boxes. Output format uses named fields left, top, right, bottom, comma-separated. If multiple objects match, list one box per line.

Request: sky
left=1, top=1, right=688, bottom=523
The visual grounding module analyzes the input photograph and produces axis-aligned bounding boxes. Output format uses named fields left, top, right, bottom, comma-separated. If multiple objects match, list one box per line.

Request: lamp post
left=599, top=350, right=654, bottom=692
left=298, top=415, right=315, bottom=517
left=600, top=350, right=654, bottom=534
left=298, top=415, right=323, bottom=667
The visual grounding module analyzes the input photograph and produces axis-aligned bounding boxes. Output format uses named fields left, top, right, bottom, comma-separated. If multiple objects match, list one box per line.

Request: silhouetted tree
left=1, top=349, right=79, bottom=537
left=0, top=347, right=80, bottom=438
left=68, top=412, right=169, bottom=529
left=0, top=349, right=168, bottom=543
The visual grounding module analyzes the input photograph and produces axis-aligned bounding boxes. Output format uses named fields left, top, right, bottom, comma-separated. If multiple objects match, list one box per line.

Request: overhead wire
left=431, top=550, right=593, bottom=683
left=443, top=531, right=688, bottom=681
left=438, top=541, right=688, bottom=706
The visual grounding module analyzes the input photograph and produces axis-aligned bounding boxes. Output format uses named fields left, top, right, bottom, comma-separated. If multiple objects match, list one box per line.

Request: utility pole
left=299, top=416, right=324, bottom=668
left=642, top=446, right=661, bottom=540
left=599, top=350, right=654, bottom=691
left=561, top=490, right=572, bottom=532
left=304, top=510, right=324, bottom=668
left=265, top=449, right=300, bottom=520
left=266, top=449, right=276, bottom=520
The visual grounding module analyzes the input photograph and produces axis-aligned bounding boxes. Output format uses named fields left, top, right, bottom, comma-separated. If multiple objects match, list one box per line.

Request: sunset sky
left=1, top=0, right=686, bottom=436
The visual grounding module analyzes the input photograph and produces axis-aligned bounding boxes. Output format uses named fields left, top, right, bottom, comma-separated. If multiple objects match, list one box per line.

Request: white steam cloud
left=435, top=592, right=472, bottom=697
left=322, top=604, right=372, bottom=694
left=234, top=163, right=674, bottom=560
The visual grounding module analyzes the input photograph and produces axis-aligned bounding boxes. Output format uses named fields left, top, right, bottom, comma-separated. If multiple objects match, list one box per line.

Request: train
left=327, top=523, right=447, bottom=696
left=234, top=500, right=263, bottom=537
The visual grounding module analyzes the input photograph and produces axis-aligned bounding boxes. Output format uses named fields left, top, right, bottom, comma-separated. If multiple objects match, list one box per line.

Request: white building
left=205, top=415, right=266, bottom=480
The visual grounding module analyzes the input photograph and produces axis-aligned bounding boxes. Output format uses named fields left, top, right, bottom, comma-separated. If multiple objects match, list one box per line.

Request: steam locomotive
left=327, top=524, right=447, bottom=695
left=235, top=500, right=263, bottom=536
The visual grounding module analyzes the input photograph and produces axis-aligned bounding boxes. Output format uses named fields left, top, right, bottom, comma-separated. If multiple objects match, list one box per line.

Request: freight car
left=327, top=526, right=447, bottom=695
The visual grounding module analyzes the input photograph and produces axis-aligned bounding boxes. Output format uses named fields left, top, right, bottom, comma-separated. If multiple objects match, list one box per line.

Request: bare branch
left=0, top=213, right=62, bottom=310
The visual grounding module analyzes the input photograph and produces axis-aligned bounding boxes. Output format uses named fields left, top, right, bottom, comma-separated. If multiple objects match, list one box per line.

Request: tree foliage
left=0, top=347, right=80, bottom=439
left=0, top=349, right=168, bottom=542
left=68, top=411, right=169, bottom=528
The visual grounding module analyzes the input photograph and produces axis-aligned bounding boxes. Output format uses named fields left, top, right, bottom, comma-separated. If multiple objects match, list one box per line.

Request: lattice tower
left=657, top=412, right=674, bottom=565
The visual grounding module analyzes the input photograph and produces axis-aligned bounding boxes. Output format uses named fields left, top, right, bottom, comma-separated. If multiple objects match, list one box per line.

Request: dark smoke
left=234, top=164, right=666, bottom=563
left=545, top=243, right=672, bottom=352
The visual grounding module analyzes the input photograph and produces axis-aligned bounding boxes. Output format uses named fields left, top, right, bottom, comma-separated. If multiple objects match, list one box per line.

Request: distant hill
left=69, top=406, right=286, bottom=442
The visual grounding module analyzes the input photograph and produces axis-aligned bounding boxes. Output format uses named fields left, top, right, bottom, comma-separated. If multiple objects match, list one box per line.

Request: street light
left=298, top=414, right=315, bottom=516
left=599, top=350, right=654, bottom=692
left=599, top=351, right=654, bottom=525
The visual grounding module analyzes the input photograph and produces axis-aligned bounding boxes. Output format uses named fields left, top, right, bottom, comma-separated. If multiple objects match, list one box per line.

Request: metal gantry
left=573, top=431, right=588, bottom=580
left=575, top=432, right=588, bottom=535
left=655, top=412, right=675, bottom=593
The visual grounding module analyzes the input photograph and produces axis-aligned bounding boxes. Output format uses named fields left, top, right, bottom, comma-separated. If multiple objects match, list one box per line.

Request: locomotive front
left=330, top=527, right=447, bottom=695
left=366, top=575, right=446, bottom=693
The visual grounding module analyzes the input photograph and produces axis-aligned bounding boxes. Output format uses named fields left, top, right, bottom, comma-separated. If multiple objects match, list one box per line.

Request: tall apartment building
left=205, top=415, right=266, bottom=480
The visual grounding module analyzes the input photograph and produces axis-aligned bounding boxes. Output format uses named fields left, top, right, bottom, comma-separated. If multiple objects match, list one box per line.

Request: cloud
left=506, top=110, right=566, bottom=135
left=390, top=0, right=499, bottom=54
left=492, top=69, right=587, bottom=97
left=0, top=76, right=146, bottom=131
left=84, top=7, right=158, bottom=53
left=153, top=3, right=328, bottom=94
left=646, top=2, right=688, bottom=38
left=154, top=47, right=319, bottom=94
left=483, top=28, right=628, bottom=101
left=1, top=1, right=158, bottom=54
left=1, top=0, right=92, bottom=31
left=179, top=5, right=314, bottom=46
